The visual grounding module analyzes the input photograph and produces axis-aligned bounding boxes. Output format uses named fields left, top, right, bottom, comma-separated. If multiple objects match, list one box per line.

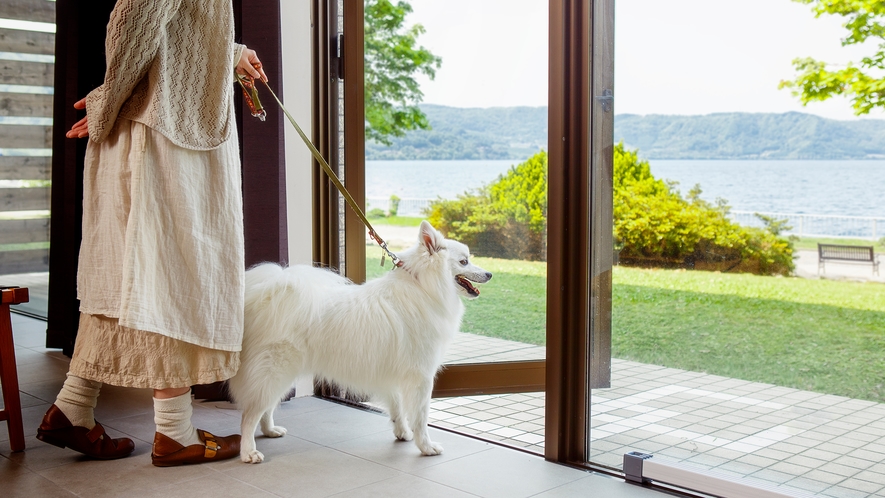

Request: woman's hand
left=237, top=47, right=268, bottom=83
left=66, top=98, right=88, bottom=139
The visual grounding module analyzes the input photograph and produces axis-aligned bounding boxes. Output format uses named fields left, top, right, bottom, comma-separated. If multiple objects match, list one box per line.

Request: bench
left=818, top=244, right=880, bottom=276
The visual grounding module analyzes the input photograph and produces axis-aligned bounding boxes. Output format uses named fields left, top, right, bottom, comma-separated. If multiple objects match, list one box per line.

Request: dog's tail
left=245, top=262, right=284, bottom=290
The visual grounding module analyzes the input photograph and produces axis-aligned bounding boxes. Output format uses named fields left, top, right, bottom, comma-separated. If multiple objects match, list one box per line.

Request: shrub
left=427, top=151, right=547, bottom=260
left=613, top=143, right=794, bottom=275
left=389, top=195, right=401, bottom=216
left=367, top=207, right=387, bottom=218
left=429, top=145, right=794, bottom=275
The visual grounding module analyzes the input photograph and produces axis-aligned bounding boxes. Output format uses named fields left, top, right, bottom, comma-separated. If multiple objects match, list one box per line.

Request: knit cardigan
left=86, top=0, right=245, bottom=150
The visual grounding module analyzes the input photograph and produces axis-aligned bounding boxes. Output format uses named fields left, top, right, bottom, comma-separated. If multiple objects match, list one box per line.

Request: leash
left=236, top=73, right=403, bottom=268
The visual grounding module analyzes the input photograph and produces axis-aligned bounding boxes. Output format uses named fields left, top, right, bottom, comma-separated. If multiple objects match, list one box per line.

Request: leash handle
left=244, top=76, right=403, bottom=268
left=235, top=73, right=267, bottom=121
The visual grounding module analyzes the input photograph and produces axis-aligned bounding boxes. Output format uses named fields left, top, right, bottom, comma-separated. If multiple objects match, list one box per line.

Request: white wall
left=280, top=0, right=315, bottom=397
left=280, top=0, right=313, bottom=267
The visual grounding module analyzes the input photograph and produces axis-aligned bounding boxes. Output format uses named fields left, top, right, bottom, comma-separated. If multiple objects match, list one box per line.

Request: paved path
left=365, top=225, right=421, bottom=250
left=794, top=249, right=883, bottom=283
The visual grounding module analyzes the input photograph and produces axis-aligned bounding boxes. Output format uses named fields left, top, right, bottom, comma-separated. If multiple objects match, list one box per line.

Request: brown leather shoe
left=36, top=404, right=135, bottom=460
left=151, top=429, right=240, bottom=467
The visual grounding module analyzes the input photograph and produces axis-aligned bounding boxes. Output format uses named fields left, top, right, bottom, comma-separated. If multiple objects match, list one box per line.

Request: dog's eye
left=459, top=259, right=468, bottom=266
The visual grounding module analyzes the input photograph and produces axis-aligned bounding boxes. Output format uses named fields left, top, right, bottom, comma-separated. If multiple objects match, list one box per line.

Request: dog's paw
left=393, top=422, right=413, bottom=441
left=418, top=441, right=444, bottom=456
left=241, top=449, right=265, bottom=464
left=263, top=425, right=288, bottom=438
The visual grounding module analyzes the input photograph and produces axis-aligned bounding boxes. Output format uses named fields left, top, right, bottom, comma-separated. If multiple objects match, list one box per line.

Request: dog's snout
left=485, top=272, right=493, bottom=281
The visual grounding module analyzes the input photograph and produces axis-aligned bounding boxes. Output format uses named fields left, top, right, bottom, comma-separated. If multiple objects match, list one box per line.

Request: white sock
left=153, top=392, right=201, bottom=447
left=54, top=373, right=101, bottom=429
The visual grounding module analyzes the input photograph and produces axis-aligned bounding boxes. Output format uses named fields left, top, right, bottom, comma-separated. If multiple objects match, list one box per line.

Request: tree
left=365, top=0, right=442, bottom=145
left=779, top=1, right=885, bottom=115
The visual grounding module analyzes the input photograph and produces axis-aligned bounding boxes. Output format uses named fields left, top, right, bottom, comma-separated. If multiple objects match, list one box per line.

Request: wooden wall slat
left=0, top=28, right=55, bottom=55
left=0, top=124, right=52, bottom=148
left=0, top=218, right=49, bottom=243
left=0, top=187, right=50, bottom=211
left=0, top=0, right=56, bottom=24
left=0, top=249, right=49, bottom=274
left=0, top=0, right=54, bottom=280
left=0, top=92, right=52, bottom=117
left=0, top=156, right=50, bottom=180
left=1, top=60, right=54, bottom=86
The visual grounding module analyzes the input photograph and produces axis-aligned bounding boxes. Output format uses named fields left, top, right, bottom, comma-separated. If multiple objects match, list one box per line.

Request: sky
left=406, top=0, right=885, bottom=121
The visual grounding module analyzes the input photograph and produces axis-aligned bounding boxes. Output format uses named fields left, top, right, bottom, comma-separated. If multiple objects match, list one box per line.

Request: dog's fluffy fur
left=228, top=221, right=492, bottom=463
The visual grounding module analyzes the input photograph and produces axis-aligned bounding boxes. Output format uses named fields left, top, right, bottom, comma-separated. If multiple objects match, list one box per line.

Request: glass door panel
left=589, top=2, right=885, bottom=496
left=362, top=0, right=548, bottom=453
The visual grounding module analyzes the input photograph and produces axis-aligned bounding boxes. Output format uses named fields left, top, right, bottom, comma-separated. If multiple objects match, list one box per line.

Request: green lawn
left=792, top=236, right=884, bottom=251
left=366, top=215, right=425, bottom=227
left=367, top=245, right=885, bottom=403
left=612, top=268, right=885, bottom=403
left=0, top=242, right=49, bottom=252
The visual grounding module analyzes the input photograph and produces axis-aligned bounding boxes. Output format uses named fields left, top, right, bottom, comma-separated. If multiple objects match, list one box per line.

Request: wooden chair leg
left=0, top=303, right=25, bottom=452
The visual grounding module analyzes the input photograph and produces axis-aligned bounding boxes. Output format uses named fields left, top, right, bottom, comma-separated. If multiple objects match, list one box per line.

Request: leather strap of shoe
left=199, top=430, right=220, bottom=458
left=85, top=422, right=105, bottom=443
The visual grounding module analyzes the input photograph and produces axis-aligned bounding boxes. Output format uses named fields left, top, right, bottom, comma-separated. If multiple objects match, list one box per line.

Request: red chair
left=0, top=286, right=29, bottom=452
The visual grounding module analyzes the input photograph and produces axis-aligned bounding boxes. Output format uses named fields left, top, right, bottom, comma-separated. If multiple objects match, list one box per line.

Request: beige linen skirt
left=69, top=313, right=239, bottom=389
left=72, top=118, right=244, bottom=389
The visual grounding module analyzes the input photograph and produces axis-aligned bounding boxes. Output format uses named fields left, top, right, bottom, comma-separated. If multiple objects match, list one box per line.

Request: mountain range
left=365, top=104, right=885, bottom=160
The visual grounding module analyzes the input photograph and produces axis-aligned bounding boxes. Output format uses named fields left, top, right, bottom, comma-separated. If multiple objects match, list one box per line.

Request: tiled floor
left=429, top=335, right=885, bottom=498
left=6, top=265, right=885, bottom=496
left=1, top=312, right=662, bottom=498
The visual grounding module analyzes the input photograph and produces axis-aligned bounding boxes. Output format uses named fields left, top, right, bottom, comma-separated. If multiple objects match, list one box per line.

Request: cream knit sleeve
left=86, top=0, right=184, bottom=143
left=233, top=43, right=246, bottom=74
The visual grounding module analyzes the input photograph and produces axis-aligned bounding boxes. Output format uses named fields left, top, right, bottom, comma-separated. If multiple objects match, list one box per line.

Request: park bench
left=818, top=244, right=880, bottom=276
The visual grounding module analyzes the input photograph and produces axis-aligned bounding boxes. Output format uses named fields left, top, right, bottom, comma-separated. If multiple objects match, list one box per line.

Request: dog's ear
left=419, top=220, right=443, bottom=254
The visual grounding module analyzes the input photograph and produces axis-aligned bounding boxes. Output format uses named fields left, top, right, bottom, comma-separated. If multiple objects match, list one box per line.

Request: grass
left=366, top=216, right=885, bottom=253
left=367, top=245, right=885, bottom=402
left=792, top=236, right=884, bottom=251
left=366, top=246, right=547, bottom=345
left=612, top=268, right=885, bottom=403
left=0, top=242, right=49, bottom=252
left=366, top=215, right=425, bottom=227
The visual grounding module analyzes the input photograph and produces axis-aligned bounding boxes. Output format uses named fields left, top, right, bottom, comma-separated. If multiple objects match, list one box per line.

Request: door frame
left=313, top=0, right=614, bottom=466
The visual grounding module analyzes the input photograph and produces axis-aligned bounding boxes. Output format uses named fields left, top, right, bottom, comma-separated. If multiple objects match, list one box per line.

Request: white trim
left=641, top=457, right=813, bottom=498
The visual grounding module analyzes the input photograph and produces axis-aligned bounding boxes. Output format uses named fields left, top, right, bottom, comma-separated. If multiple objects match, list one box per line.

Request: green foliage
left=365, top=0, right=442, bottom=145
left=488, top=152, right=547, bottom=234
left=388, top=194, right=401, bottom=216
left=428, top=145, right=793, bottom=275
left=613, top=143, right=795, bottom=275
left=21, top=180, right=51, bottom=187
left=427, top=151, right=548, bottom=260
left=780, top=1, right=885, bottom=115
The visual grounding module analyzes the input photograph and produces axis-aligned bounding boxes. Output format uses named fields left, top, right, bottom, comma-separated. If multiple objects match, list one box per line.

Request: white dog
left=228, top=221, right=492, bottom=463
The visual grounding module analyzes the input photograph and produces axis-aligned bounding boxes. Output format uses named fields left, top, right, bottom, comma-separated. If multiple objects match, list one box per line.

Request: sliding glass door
left=315, top=0, right=612, bottom=463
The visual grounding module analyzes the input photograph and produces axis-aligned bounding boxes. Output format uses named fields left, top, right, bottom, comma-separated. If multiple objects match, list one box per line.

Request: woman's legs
left=36, top=372, right=135, bottom=459
left=153, top=387, right=201, bottom=447
left=54, top=373, right=102, bottom=429
left=150, top=387, right=241, bottom=466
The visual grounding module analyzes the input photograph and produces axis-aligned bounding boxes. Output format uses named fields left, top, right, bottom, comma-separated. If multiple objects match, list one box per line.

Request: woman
left=36, top=0, right=267, bottom=466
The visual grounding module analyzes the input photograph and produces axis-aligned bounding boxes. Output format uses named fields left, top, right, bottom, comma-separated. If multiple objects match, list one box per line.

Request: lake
left=367, top=159, right=885, bottom=218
